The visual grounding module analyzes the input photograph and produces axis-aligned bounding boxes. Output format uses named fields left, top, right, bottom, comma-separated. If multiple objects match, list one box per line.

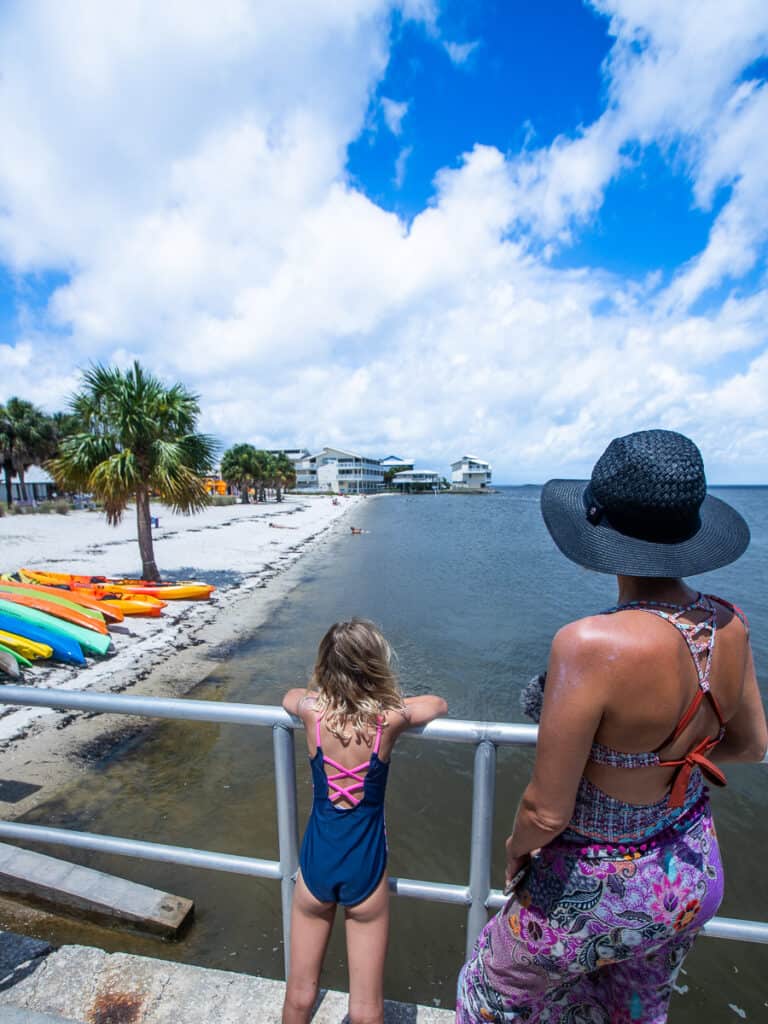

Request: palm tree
left=0, top=398, right=57, bottom=506
left=220, top=443, right=258, bottom=504
left=273, top=452, right=297, bottom=502
left=48, top=362, right=218, bottom=580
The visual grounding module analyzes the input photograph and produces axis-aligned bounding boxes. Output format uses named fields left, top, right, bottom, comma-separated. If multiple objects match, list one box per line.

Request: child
left=281, top=619, right=448, bottom=1024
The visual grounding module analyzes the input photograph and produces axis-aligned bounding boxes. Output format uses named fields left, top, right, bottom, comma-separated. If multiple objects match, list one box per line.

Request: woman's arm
left=505, top=622, right=606, bottom=881
left=712, top=644, right=768, bottom=763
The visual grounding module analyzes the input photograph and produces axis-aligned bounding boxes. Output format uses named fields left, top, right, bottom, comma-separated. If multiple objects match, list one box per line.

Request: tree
left=0, top=398, right=57, bottom=506
left=272, top=451, right=297, bottom=502
left=48, top=362, right=218, bottom=580
left=220, top=443, right=258, bottom=503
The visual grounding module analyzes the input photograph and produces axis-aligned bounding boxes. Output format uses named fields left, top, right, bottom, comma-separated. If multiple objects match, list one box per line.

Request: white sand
left=0, top=495, right=363, bottom=751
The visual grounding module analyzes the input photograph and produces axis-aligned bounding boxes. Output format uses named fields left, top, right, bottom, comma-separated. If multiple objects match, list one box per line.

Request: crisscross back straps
left=316, top=714, right=383, bottom=807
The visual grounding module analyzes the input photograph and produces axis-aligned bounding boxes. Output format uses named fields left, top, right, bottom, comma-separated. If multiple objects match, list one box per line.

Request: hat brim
left=540, top=480, right=750, bottom=578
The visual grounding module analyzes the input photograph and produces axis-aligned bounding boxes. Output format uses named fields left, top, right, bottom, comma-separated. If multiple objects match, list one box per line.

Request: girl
left=282, top=618, right=448, bottom=1024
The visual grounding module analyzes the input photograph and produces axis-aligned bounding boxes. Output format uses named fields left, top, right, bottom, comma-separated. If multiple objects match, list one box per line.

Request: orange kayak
left=0, top=578, right=124, bottom=624
left=0, top=592, right=109, bottom=635
left=21, top=569, right=213, bottom=601
left=77, top=591, right=166, bottom=617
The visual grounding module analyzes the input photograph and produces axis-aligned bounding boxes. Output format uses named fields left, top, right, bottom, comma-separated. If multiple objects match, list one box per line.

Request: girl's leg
left=282, top=871, right=337, bottom=1024
left=344, top=872, right=390, bottom=1024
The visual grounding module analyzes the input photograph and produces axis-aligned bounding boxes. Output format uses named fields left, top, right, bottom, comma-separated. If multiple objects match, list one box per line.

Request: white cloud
left=381, top=97, right=409, bottom=135
left=444, top=40, right=480, bottom=65
left=394, top=146, right=413, bottom=188
left=0, top=0, right=766, bottom=482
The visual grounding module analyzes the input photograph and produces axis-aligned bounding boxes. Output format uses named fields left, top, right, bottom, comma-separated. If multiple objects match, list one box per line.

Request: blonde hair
left=310, top=619, right=405, bottom=744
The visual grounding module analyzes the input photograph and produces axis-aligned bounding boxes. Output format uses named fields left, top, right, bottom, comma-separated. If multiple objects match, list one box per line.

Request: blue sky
left=0, top=1, right=767, bottom=482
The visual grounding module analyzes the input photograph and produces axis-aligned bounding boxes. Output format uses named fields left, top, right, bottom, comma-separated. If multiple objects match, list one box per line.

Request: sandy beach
left=0, top=494, right=363, bottom=815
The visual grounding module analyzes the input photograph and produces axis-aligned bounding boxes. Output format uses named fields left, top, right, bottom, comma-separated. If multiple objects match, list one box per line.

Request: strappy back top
left=315, top=713, right=383, bottom=808
left=588, top=592, right=746, bottom=808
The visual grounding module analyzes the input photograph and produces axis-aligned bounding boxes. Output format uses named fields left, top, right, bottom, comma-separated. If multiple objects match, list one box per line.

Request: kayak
left=0, top=577, right=124, bottom=624
left=0, top=614, right=84, bottom=665
left=0, top=650, right=20, bottom=678
left=20, top=569, right=213, bottom=601
left=0, top=630, right=52, bottom=661
left=0, top=601, right=110, bottom=657
left=86, top=593, right=165, bottom=617
left=0, top=591, right=108, bottom=635
left=79, top=581, right=214, bottom=601
left=0, top=643, right=32, bottom=668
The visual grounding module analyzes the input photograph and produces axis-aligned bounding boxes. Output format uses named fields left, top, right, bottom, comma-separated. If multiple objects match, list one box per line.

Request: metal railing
left=0, top=684, right=766, bottom=975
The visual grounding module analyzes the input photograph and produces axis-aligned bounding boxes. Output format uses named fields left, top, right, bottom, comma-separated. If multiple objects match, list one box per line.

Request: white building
left=294, top=447, right=384, bottom=494
left=380, top=455, right=414, bottom=473
left=391, top=470, right=441, bottom=491
left=450, top=456, right=492, bottom=489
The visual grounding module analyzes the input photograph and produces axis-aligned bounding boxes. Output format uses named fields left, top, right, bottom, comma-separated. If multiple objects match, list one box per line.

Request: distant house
left=391, top=470, right=441, bottom=492
left=380, top=455, right=414, bottom=473
left=295, top=447, right=384, bottom=494
left=7, top=465, right=57, bottom=503
left=267, top=448, right=310, bottom=462
left=451, top=456, right=492, bottom=489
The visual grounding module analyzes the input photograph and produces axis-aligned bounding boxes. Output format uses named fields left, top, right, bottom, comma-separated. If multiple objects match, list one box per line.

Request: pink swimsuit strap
left=316, top=714, right=382, bottom=807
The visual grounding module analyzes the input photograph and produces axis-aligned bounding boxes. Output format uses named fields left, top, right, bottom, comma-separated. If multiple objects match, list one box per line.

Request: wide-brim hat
left=541, top=429, right=750, bottom=577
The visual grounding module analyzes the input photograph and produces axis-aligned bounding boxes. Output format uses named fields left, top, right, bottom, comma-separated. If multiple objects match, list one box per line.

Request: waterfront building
left=294, top=447, right=384, bottom=494
left=391, top=470, right=442, bottom=492
left=380, top=455, right=414, bottom=473
left=267, top=448, right=310, bottom=462
left=7, top=465, right=57, bottom=503
left=450, top=456, right=492, bottom=489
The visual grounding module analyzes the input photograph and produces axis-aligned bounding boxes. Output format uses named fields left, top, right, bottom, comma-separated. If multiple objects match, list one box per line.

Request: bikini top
left=315, top=713, right=383, bottom=808
left=589, top=592, right=748, bottom=808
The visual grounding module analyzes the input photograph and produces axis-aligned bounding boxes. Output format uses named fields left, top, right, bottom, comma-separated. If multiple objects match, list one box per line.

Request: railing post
left=273, top=723, right=300, bottom=978
left=466, top=739, right=496, bottom=959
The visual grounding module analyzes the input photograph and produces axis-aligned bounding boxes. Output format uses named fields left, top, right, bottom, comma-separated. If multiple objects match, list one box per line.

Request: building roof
left=380, top=455, right=414, bottom=466
left=451, top=455, right=491, bottom=468
left=393, top=470, right=440, bottom=479
left=9, top=464, right=54, bottom=484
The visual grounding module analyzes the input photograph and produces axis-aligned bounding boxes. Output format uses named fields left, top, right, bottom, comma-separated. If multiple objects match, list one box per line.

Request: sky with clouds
left=0, top=0, right=767, bottom=483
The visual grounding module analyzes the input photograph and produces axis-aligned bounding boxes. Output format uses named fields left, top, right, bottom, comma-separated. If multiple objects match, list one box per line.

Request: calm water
left=14, top=488, right=768, bottom=1019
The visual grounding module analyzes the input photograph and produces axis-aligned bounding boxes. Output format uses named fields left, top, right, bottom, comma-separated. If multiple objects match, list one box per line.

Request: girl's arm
left=402, top=694, right=448, bottom=727
left=504, top=622, right=605, bottom=883
left=282, top=688, right=313, bottom=717
left=712, top=644, right=768, bottom=763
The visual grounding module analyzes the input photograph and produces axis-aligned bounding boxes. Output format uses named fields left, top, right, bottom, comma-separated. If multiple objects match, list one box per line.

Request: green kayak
left=0, top=599, right=111, bottom=657
left=0, top=642, right=32, bottom=668
left=0, top=582, right=104, bottom=622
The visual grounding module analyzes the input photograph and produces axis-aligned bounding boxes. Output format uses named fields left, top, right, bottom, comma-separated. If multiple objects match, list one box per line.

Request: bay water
left=15, top=487, right=768, bottom=1019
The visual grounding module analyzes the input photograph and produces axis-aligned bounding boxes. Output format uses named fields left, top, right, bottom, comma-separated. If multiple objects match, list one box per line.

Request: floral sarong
left=456, top=804, right=722, bottom=1023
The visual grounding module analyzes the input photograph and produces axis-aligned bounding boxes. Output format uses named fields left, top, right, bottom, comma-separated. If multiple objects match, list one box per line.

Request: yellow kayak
left=0, top=629, right=53, bottom=660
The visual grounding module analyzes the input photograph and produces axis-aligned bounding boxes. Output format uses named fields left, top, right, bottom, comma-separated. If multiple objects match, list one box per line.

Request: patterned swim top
left=588, top=593, right=746, bottom=808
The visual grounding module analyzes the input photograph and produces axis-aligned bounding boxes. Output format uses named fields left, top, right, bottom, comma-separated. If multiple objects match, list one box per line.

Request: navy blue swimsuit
left=298, top=713, right=389, bottom=906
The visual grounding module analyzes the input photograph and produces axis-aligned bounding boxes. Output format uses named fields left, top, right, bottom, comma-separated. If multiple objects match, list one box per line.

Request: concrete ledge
left=0, top=1009, right=85, bottom=1024
left=0, top=844, right=192, bottom=937
left=0, top=939, right=453, bottom=1023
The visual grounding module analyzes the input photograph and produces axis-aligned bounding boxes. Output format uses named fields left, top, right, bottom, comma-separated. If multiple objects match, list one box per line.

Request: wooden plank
left=0, top=843, right=193, bottom=937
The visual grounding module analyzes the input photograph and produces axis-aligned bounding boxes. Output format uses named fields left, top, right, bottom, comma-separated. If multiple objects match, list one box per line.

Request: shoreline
left=0, top=495, right=365, bottom=818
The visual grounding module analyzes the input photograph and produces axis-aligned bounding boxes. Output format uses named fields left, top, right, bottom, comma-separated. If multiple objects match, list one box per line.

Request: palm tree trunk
left=136, top=487, right=160, bottom=580
left=2, top=460, right=13, bottom=507
left=241, top=479, right=250, bottom=504
left=19, top=467, right=28, bottom=502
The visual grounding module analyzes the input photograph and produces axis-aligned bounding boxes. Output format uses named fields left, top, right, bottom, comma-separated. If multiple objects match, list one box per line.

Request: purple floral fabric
left=456, top=806, right=723, bottom=1023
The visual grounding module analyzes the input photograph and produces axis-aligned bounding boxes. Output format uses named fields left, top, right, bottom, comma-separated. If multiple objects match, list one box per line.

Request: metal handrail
left=0, top=683, right=766, bottom=978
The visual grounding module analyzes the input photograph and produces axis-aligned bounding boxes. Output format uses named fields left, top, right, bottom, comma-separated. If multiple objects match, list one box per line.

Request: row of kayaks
left=0, top=570, right=215, bottom=679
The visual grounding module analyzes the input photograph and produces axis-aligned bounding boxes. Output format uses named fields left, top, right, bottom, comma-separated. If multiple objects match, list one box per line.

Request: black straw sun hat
left=540, top=429, right=749, bottom=577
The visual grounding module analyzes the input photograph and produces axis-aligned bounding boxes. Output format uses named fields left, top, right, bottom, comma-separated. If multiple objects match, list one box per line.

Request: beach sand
left=0, top=494, right=363, bottom=816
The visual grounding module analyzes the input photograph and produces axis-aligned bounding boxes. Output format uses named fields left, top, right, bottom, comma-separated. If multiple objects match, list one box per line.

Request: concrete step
left=0, top=843, right=192, bottom=937
left=0, top=939, right=453, bottom=1023
left=0, top=1009, right=85, bottom=1024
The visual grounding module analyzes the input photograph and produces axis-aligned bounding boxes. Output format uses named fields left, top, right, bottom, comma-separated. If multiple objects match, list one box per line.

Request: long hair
left=310, top=619, right=405, bottom=744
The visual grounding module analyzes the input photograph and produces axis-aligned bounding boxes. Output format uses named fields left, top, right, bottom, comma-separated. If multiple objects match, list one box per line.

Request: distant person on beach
left=282, top=619, right=447, bottom=1024
left=457, top=430, right=767, bottom=1024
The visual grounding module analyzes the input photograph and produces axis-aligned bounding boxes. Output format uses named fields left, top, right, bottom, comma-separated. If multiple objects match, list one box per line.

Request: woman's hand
left=504, top=839, right=531, bottom=892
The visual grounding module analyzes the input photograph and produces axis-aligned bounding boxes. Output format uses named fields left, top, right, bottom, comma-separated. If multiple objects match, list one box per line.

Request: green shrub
left=55, top=499, right=71, bottom=515
left=211, top=494, right=237, bottom=506
left=37, top=500, right=54, bottom=514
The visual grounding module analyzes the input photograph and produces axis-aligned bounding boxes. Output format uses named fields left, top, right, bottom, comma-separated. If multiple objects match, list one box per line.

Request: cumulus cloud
left=444, top=40, right=480, bottom=65
left=0, top=0, right=766, bottom=482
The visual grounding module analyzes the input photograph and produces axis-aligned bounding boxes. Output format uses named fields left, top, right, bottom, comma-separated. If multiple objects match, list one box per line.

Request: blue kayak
left=0, top=613, right=85, bottom=665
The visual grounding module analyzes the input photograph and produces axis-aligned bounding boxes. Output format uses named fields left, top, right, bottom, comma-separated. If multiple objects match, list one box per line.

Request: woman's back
left=567, top=593, right=749, bottom=806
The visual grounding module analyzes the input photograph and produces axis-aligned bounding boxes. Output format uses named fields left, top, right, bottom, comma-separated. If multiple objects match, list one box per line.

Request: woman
left=457, top=429, right=767, bottom=1023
